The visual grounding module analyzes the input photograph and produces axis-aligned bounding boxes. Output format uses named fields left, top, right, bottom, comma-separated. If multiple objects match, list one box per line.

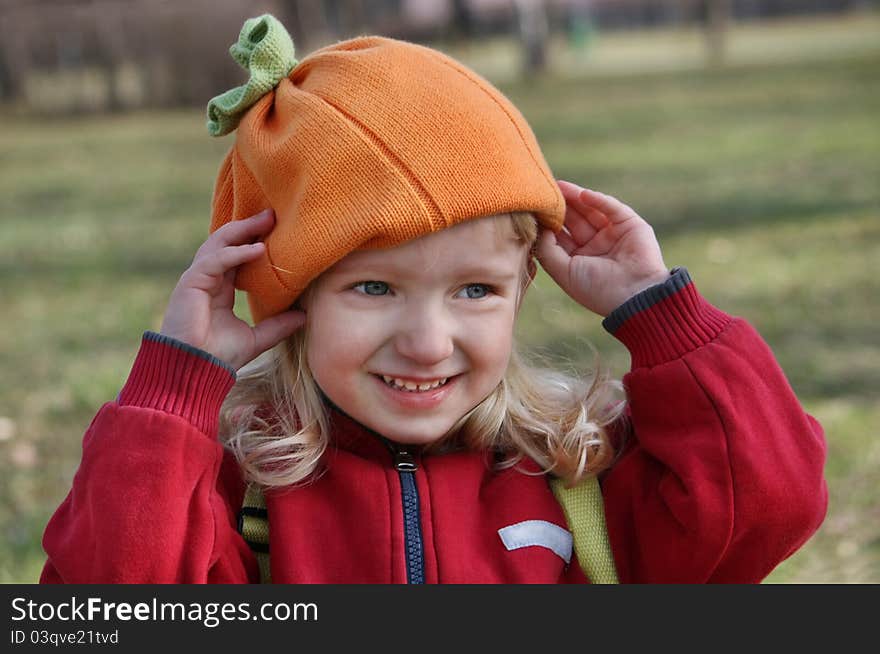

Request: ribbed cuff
left=602, top=268, right=732, bottom=369
left=117, top=331, right=237, bottom=436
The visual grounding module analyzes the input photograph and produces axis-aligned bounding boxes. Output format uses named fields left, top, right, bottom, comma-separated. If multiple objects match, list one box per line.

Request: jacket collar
left=318, top=387, right=416, bottom=466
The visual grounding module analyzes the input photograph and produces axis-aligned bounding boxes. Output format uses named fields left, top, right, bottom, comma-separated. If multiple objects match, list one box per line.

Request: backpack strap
left=238, top=483, right=272, bottom=583
left=550, top=475, right=619, bottom=584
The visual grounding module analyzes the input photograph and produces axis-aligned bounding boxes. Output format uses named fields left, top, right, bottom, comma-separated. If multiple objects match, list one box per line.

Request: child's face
left=303, top=215, right=531, bottom=447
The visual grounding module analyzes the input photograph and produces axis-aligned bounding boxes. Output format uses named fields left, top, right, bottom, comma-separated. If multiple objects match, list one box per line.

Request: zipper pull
left=394, top=447, right=418, bottom=472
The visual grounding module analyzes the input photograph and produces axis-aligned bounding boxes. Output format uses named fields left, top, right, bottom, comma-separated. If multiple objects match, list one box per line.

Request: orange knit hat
left=207, top=15, right=564, bottom=324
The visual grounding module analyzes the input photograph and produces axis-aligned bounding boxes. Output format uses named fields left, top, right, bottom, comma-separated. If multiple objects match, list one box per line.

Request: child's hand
left=159, top=209, right=306, bottom=370
left=535, top=181, right=670, bottom=317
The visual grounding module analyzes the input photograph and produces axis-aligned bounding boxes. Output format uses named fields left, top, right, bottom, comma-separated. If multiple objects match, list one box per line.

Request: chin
left=372, top=421, right=454, bottom=447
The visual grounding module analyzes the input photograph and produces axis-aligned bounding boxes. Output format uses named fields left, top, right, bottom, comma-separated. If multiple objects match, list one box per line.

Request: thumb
left=251, top=310, right=308, bottom=356
left=535, top=228, right=572, bottom=291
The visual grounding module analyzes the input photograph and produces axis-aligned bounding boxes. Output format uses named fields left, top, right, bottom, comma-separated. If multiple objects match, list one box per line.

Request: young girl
left=40, top=15, right=827, bottom=584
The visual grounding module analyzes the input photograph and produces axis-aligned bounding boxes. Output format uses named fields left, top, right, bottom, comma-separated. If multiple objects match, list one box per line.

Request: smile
left=371, top=373, right=459, bottom=409
left=380, top=375, right=449, bottom=392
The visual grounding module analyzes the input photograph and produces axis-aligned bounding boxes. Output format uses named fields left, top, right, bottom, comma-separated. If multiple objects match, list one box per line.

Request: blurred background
left=1, top=0, right=877, bottom=583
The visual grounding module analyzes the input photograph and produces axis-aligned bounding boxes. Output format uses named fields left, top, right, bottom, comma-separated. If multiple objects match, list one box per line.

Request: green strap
left=239, top=484, right=272, bottom=583
left=240, top=476, right=619, bottom=584
left=206, top=14, right=298, bottom=137
left=550, top=475, right=619, bottom=584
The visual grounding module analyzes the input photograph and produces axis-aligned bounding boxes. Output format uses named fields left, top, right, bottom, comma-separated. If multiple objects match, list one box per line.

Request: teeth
left=381, top=375, right=448, bottom=392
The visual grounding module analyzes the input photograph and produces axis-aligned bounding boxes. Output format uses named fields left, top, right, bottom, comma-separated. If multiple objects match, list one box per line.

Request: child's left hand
left=535, top=181, right=670, bottom=317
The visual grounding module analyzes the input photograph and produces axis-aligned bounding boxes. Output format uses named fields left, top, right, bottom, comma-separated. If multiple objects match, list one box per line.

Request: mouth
left=370, top=372, right=461, bottom=409
left=372, top=373, right=458, bottom=393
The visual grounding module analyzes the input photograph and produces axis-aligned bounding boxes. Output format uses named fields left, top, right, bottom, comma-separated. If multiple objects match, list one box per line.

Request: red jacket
left=40, top=269, right=828, bottom=583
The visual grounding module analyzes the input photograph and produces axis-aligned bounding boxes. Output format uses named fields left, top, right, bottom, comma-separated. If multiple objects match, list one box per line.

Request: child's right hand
left=159, top=209, right=307, bottom=370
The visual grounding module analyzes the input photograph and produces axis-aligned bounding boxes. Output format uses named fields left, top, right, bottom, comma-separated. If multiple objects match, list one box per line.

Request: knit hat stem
left=206, top=14, right=298, bottom=137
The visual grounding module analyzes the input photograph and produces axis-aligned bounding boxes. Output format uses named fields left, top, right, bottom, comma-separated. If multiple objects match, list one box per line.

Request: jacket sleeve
left=40, top=332, right=259, bottom=583
left=600, top=268, right=828, bottom=583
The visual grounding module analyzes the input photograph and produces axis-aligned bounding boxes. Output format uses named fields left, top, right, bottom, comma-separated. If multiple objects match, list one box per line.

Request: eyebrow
left=333, top=260, right=521, bottom=282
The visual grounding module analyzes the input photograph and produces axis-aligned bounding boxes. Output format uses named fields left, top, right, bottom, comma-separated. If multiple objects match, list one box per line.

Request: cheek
left=463, top=314, right=515, bottom=366
left=305, top=308, right=382, bottom=375
left=305, top=310, right=343, bottom=381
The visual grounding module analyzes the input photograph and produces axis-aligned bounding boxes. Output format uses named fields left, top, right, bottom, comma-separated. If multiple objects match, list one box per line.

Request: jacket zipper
left=389, top=443, right=425, bottom=584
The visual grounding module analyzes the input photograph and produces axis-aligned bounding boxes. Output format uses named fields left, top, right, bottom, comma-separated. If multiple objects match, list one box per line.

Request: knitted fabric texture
left=550, top=476, right=619, bottom=584
left=208, top=15, right=565, bottom=324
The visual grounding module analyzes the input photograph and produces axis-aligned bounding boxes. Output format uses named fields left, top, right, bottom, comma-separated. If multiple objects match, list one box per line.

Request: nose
left=393, top=301, right=455, bottom=366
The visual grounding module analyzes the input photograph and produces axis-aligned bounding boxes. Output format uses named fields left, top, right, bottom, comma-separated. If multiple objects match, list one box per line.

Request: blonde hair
left=219, top=212, right=626, bottom=488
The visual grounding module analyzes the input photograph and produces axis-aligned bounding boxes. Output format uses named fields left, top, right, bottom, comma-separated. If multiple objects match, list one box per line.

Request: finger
left=251, top=310, right=308, bottom=355
left=573, top=226, right=616, bottom=257
left=550, top=225, right=577, bottom=254
left=195, top=242, right=265, bottom=279
left=211, top=208, right=275, bottom=248
left=558, top=180, right=615, bottom=229
left=534, top=229, right=572, bottom=288
left=559, top=180, right=641, bottom=226
left=577, top=189, right=639, bottom=224
left=556, top=228, right=577, bottom=253
left=562, top=204, right=600, bottom=244
left=582, top=207, right=611, bottom=231
left=557, top=179, right=589, bottom=202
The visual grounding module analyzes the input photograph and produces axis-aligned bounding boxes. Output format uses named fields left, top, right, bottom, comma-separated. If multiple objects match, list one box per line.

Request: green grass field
left=1, top=13, right=878, bottom=583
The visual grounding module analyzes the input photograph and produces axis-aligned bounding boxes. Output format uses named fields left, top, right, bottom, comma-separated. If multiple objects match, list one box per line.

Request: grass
left=1, top=13, right=878, bottom=583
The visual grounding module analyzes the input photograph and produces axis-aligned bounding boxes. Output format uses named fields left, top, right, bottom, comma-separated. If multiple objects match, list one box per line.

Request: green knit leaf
left=206, top=14, right=298, bottom=137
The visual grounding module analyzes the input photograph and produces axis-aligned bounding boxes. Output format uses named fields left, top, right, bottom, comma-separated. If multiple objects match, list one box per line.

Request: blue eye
left=353, top=281, right=389, bottom=296
left=459, top=284, right=492, bottom=299
left=352, top=281, right=494, bottom=299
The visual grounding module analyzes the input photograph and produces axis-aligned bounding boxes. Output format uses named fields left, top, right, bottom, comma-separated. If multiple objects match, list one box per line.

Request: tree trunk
left=705, top=0, right=732, bottom=68
left=0, top=15, right=25, bottom=101
left=514, top=0, right=550, bottom=77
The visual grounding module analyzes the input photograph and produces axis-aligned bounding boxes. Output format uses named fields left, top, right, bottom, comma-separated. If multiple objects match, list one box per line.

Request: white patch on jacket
left=497, top=520, right=573, bottom=564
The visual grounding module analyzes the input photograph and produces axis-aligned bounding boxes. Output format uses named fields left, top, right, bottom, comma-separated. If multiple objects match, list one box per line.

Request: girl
left=40, top=15, right=827, bottom=583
